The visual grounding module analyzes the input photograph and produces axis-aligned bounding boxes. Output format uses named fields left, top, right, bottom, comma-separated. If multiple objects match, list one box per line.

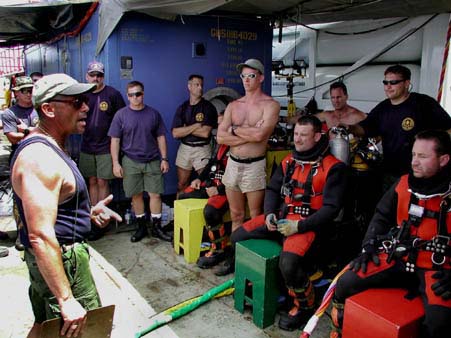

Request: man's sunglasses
left=382, top=79, right=405, bottom=86
left=20, top=88, right=33, bottom=94
left=88, top=72, right=104, bottom=78
left=49, top=95, right=89, bottom=109
left=127, top=91, right=143, bottom=98
left=240, top=73, right=258, bottom=79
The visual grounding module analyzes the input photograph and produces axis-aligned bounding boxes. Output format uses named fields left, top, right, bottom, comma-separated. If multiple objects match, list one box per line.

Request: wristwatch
left=231, top=125, right=238, bottom=136
left=161, top=158, right=169, bottom=162
left=23, top=128, right=30, bottom=136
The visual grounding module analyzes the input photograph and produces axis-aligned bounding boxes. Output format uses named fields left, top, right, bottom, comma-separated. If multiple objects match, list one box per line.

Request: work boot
left=214, top=254, right=235, bottom=276
left=151, top=217, right=172, bottom=242
left=0, top=230, right=8, bottom=240
left=131, top=217, right=148, bottom=242
left=197, top=250, right=225, bottom=269
left=15, top=235, right=24, bottom=251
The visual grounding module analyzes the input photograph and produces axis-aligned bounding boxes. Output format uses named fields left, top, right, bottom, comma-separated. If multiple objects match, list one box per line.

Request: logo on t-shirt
left=99, top=101, right=109, bottom=111
left=195, top=112, right=205, bottom=122
left=32, top=116, right=39, bottom=126
left=401, top=117, right=415, bottom=131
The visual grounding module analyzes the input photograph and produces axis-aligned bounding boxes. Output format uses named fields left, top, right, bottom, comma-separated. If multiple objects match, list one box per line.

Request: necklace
left=38, top=126, right=68, bottom=154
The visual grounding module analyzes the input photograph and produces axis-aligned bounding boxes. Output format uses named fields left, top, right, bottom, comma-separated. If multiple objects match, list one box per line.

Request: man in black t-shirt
left=171, top=74, right=217, bottom=194
left=351, top=64, right=451, bottom=190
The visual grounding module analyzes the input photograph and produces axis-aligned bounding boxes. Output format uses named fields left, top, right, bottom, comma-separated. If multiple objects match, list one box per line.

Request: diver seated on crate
left=330, top=129, right=451, bottom=338
left=178, top=111, right=231, bottom=269
left=227, top=115, right=348, bottom=331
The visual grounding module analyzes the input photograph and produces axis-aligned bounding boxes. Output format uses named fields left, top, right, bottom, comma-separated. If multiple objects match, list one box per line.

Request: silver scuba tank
left=329, top=127, right=350, bottom=164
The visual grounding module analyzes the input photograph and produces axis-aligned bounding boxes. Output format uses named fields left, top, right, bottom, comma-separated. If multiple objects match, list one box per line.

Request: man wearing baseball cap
left=216, top=58, right=280, bottom=275
left=1, top=76, right=39, bottom=251
left=11, top=73, right=121, bottom=338
left=79, top=61, right=125, bottom=241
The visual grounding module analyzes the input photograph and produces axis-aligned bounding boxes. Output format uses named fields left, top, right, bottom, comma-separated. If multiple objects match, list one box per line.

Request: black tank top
left=11, top=136, right=91, bottom=248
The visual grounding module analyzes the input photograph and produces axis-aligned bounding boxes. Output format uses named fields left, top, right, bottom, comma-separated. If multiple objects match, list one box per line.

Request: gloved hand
left=431, top=270, right=451, bottom=300
left=265, top=213, right=278, bottom=231
left=349, top=242, right=380, bottom=274
left=277, top=219, right=298, bottom=236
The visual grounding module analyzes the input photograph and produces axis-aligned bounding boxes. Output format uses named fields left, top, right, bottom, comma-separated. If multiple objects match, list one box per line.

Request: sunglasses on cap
left=20, top=88, right=33, bottom=94
left=49, top=95, right=89, bottom=110
left=127, top=91, right=143, bottom=98
left=240, top=73, right=258, bottom=79
left=382, top=79, right=405, bottom=86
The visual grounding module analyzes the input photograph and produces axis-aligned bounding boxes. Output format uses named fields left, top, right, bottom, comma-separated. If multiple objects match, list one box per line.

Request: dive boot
left=278, top=307, right=313, bottom=331
left=214, top=254, right=235, bottom=276
left=197, top=250, right=225, bottom=269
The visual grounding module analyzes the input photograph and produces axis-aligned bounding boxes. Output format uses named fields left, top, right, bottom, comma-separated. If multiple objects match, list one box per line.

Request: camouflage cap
left=12, top=76, right=34, bottom=91
left=87, top=61, right=104, bottom=74
left=33, top=73, right=95, bottom=108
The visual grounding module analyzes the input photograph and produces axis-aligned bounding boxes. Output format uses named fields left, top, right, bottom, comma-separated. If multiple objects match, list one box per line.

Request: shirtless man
left=216, top=58, right=280, bottom=275
left=316, top=82, right=366, bottom=132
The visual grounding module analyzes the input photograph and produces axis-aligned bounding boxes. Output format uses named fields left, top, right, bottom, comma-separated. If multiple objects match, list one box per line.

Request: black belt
left=230, top=154, right=265, bottom=164
left=181, top=140, right=210, bottom=147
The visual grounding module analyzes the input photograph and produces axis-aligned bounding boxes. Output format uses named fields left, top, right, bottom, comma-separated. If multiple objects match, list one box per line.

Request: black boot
left=151, top=217, right=173, bottom=242
left=214, top=253, right=235, bottom=276
left=131, top=217, right=148, bottom=242
left=197, top=250, right=225, bottom=269
left=278, top=283, right=315, bottom=331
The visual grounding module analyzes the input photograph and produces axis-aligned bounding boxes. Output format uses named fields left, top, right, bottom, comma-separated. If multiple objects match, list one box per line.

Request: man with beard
left=228, top=115, right=347, bottom=331
left=79, top=61, right=125, bottom=240
left=330, top=130, right=451, bottom=338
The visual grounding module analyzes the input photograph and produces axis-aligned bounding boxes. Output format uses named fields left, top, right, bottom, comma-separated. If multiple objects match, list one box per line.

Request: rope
left=437, top=15, right=451, bottom=103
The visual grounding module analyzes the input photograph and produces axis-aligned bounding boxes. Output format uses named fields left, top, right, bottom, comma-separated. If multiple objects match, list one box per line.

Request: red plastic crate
left=343, top=288, right=425, bottom=338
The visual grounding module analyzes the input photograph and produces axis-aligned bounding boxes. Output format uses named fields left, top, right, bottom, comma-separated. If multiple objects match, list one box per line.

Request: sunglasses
left=88, top=72, right=104, bottom=78
left=382, top=79, right=405, bottom=86
left=127, top=91, right=143, bottom=98
left=20, top=88, right=33, bottom=94
left=240, top=73, right=258, bottom=79
left=49, top=95, right=89, bottom=110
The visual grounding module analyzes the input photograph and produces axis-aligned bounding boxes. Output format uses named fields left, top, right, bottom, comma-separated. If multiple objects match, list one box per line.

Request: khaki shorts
left=122, top=155, right=164, bottom=197
left=175, top=143, right=211, bottom=171
left=222, top=156, right=266, bottom=193
left=25, top=243, right=101, bottom=323
left=79, top=152, right=114, bottom=179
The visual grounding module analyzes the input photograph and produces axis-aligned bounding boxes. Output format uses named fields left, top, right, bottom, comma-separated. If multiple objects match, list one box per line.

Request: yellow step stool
left=174, top=198, right=209, bottom=263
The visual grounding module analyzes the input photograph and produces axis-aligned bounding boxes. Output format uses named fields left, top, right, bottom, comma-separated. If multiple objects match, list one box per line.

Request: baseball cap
left=87, top=61, right=104, bottom=74
left=236, top=58, right=265, bottom=74
left=33, top=73, right=95, bottom=107
left=12, top=76, right=34, bottom=91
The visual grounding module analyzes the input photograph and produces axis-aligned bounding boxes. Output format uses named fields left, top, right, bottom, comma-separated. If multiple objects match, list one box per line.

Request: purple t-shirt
left=108, top=105, right=167, bottom=163
left=2, top=104, right=39, bottom=134
left=81, top=85, right=126, bottom=154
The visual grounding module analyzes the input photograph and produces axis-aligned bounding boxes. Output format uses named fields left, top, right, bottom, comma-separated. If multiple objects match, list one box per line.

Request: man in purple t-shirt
left=79, top=61, right=126, bottom=209
left=108, top=80, right=172, bottom=243
left=1, top=76, right=39, bottom=251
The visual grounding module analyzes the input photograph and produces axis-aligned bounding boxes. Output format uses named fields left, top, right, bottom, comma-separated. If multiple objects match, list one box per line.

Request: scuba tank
left=329, top=126, right=350, bottom=164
